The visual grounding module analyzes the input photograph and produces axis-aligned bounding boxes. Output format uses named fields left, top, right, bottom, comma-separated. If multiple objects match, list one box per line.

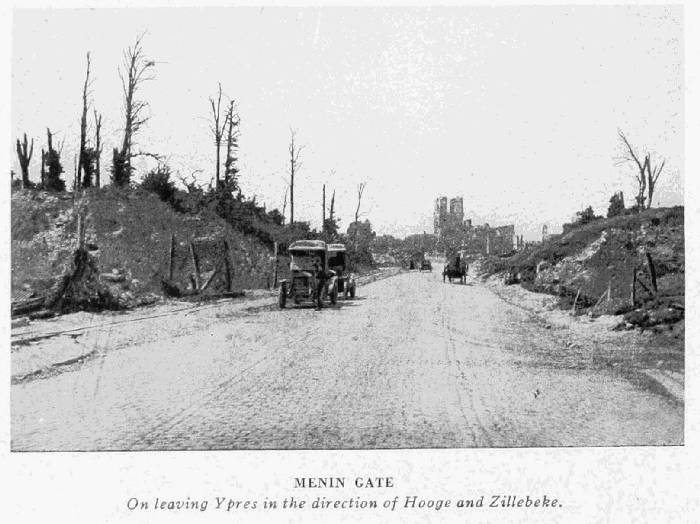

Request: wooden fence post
left=201, top=260, right=222, bottom=292
left=571, top=288, right=581, bottom=316
left=222, top=238, right=233, bottom=292
left=168, top=233, right=176, bottom=281
left=189, top=242, right=201, bottom=292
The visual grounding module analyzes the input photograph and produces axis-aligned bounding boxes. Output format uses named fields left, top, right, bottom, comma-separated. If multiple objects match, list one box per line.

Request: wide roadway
left=11, top=270, right=683, bottom=450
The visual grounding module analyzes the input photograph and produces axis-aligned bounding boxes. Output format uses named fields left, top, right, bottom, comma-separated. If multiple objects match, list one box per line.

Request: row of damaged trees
left=15, top=129, right=66, bottom=191
left=13, top=34, right=154, bottom=191
left=13, top=32, right=377, bottom=268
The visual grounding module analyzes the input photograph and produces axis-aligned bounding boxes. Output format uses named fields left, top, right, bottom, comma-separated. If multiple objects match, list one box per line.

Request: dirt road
left=11, top=271, right=683, bottom=450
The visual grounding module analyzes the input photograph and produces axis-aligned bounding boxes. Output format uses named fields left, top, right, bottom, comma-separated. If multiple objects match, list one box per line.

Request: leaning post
left=189, top=242, right=201, bottom=292
left=168, top=233, right=176, bottom=281
left=223, top=238, right=233, bottom=292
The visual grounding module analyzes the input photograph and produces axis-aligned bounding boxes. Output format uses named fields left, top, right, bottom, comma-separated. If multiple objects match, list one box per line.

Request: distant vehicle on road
left=279, top=240, right=338, bottom=308
left=327, top=243, right=357, bottom=299
left=407, top=251, right=427, bottom=270
left=420, top=259, right=432, bottom=272
left=443, top=253, right=467, bottom=284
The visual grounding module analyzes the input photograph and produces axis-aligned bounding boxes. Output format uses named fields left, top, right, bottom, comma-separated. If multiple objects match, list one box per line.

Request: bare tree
left=224, top=99, right=240, bottom=189
left=288, top=128, right=304, bottom=224
left=355, top=181, right=367, bottom=223
left=40, top=148, right=46, bottom=187
left=617, top=130, right=666, bottom=210
left=617, top=130, right=646, bottom=210
left=281, top=186, right=289, bottom=223
left=114, top=33, right=156, bottom=185
left=322, top=186, right=339, bottom=240
left=79, top=52, right=92, bottom=188
left=15, top=133, right=34, bottom=188
left=93, top=110, right=103, bottom=187
left=209, top=82, right=229, bottom=187
left=647, top=157, right=665, bottom=209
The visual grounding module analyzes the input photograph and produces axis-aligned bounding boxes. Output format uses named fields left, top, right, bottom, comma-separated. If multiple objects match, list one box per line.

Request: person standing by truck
left=312, top=255, right=327, bottom=308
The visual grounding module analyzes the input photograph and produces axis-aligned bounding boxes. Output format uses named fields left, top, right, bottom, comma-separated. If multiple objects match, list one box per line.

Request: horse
left=442, top=256, right=468, bottom=284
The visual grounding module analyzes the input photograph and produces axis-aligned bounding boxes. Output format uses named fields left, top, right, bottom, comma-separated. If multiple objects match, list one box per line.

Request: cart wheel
left=278, top=284, right=287, bottom=308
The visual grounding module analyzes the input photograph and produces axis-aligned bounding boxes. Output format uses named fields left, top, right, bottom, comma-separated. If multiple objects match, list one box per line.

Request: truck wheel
left=278, top=284, right=287, bottom=308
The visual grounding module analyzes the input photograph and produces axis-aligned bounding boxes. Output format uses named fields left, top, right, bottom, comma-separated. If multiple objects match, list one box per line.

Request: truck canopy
left=289, top=239, right=327, bottom=251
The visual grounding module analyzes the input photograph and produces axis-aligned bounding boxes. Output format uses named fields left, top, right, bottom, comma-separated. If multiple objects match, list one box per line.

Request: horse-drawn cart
left=443, top=253, right=468, bottom=284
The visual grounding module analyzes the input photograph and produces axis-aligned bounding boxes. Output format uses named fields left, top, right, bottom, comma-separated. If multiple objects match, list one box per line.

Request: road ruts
left=11, top=271, right=683, bottom=450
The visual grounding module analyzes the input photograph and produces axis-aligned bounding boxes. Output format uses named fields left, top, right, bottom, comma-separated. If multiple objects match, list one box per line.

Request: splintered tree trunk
left=94, top=111, right=102, bottom=188
left=290, top=168, right=294, bottom=224
left=209, top=82, right=226, bottom=188
left=16, top=133, right=33, bottom=188
left=288, top=129, right=303, bottom=225
left=79, top=52, right=91, bottom=188
left=40, top=149, right=46, bottom=187
left=215, top=140, right=221, bottom=186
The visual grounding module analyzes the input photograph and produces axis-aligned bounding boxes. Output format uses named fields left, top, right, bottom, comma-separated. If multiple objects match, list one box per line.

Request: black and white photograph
left=7, top=3, right=700, bottom=522
left=8, top=5, right=686, bottom=454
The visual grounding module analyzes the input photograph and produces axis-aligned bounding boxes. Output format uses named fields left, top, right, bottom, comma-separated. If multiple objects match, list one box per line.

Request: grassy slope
left=11, top=187, right=273, bottom=300
left=483, top=206, right=684, bottom=313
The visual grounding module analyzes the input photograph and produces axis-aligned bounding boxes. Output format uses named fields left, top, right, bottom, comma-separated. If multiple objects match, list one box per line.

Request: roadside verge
left=11, top=267, right=405, bottom=383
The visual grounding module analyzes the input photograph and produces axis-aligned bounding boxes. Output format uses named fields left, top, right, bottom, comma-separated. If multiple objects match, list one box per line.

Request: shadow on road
left=244, top=299, right=363, bottom=315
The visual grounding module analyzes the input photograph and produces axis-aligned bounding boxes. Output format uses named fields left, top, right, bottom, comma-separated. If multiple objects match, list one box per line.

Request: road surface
left=11, top=271, right=683, bottom=450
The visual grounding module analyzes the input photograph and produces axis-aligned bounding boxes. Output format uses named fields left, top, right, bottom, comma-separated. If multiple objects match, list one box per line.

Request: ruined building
left=434, top=196, right=464, bottom=239
left=433, top=195, right=515, bottom=256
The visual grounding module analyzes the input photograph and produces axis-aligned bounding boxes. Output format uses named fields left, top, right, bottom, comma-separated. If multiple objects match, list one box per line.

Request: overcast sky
left=12, top=6, right=683, bottom=240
